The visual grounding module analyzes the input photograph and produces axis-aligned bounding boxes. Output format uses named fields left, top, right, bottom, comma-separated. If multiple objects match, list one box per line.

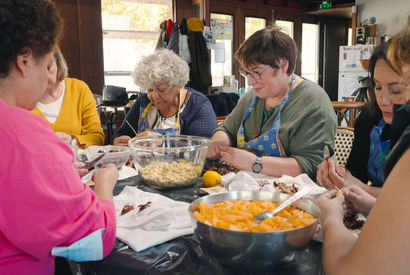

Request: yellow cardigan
left=31, top=78, right=104, bottom=146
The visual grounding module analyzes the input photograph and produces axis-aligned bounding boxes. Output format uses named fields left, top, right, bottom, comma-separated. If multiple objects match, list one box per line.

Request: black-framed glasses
left=239, top=66, right=268, bottom=80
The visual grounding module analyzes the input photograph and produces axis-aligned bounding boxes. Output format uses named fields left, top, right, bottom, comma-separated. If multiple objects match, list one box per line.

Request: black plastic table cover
left=78, top=176, right=324, bottom=275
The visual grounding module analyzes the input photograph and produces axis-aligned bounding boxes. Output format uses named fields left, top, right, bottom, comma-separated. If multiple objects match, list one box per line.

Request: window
left=243, top=17, right=266, bottom=88
left=245, top=17, right=266, bottom=40
left=301, top=23, right=319, bottom=82
left=210, top=13, right=234, bottom=88
left=101, top=0, right=172, bottom=91
left=275, top=20, right=294, bottom=39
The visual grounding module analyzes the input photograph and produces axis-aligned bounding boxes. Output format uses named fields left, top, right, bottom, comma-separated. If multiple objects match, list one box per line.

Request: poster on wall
left=204, top=26, right=215, bottom=49
left=211, top=18, right=233, bottom=40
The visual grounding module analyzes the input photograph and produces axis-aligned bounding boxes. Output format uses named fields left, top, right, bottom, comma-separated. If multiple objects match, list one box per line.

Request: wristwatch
left=252, top=156, right=263, bottom=173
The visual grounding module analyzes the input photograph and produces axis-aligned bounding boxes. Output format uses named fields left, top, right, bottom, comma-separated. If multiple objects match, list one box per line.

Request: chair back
left=334, top=127, right=355, bottom=166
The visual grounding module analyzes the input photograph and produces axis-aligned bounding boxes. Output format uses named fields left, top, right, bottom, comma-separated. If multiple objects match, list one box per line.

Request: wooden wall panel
left=76, top=0, right=105, bottom=95
left=53, top=0, right=104, bottom=95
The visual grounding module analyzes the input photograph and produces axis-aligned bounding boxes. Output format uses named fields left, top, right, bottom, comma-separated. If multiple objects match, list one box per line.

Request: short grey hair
left=132, top=49, right=190, bottom=92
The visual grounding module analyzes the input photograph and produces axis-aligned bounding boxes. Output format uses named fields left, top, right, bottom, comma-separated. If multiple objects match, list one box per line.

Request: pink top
left=0, top=99, right=116, bottom=274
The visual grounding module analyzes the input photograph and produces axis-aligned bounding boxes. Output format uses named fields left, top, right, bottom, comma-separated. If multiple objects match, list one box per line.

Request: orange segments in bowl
left=202, top=171, right=222, bottom=187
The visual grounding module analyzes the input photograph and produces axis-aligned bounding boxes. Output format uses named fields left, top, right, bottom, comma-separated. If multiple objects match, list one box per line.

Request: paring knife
left=323, top=145, right=331, bottom=160
left=84, top=152, right=106, bottom=170
left=323, top=145, right=343, bottom=194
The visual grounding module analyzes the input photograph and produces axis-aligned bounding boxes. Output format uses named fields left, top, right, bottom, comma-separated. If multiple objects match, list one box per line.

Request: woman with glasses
left=207, top=25, right=337, bottom=181
left=317, top=40, right=408, bottom=200
left=113, top=49, right=217, bottom=146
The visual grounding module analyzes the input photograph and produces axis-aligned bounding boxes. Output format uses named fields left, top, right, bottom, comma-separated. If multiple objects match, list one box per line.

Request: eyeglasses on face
left=239, top=66, right=268, bottom=80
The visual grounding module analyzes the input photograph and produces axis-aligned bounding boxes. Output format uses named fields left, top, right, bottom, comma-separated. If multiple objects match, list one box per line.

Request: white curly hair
left=132, top=49, right=190, bottom=92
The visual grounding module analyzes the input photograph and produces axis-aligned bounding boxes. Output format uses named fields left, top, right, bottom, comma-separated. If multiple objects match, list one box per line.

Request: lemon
left=202, top=171, right=222, bottom=187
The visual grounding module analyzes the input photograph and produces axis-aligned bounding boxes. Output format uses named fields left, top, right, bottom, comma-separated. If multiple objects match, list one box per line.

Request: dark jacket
left=186, top=31, right=212, bottom=94
left=383, top=101, right=410, bottom=179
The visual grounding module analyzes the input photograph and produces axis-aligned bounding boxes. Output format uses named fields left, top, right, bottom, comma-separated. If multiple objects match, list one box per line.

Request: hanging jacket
left=178, top=18, right=191, bottom=63
left=166, top=22, right=179, bottom=54
left=186, top=18, right=212, bottom=95
left=155, top=20, right=168, bottom=50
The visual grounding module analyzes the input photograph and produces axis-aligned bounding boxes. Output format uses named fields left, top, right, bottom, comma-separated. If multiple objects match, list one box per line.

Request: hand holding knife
left=84, top=152, right=106, bottom=170
left=323, top=145, right=343, bottom=195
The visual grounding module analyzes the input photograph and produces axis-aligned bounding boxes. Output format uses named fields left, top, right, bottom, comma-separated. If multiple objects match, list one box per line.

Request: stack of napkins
left=113, top=186, right=194, bottom=252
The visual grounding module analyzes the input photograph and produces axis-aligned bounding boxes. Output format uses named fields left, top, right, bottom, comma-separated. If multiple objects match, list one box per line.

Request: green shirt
left=215, top=79, right=337, bottom=180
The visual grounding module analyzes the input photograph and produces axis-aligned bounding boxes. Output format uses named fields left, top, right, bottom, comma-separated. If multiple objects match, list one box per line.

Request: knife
left=323, top=145, right=330, bottom=161
left=323, top=145, right=343, bottom=194
left=84, top=152, right=106, bottom=170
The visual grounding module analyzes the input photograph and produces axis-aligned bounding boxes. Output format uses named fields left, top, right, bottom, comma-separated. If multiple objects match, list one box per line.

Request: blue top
left=113, top=87, right=218, bottom=139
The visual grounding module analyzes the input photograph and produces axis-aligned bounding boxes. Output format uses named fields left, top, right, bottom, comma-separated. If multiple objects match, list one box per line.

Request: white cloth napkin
left=82, top=166, right=138, bottom=183
left=113, top=186, right=194, bottom=252
left=222, top=171, right=326, bottom=198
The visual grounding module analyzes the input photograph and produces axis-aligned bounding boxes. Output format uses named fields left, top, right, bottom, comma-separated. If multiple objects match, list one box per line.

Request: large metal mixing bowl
left=188, top=191, right=320, bottom=271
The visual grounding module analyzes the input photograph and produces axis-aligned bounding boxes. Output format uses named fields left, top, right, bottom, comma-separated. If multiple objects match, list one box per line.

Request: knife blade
left=84, top=152, right=106, bottom=170
left=323, top=145, right=330, bottom=161
left=322, top=145, right=343, bottom=195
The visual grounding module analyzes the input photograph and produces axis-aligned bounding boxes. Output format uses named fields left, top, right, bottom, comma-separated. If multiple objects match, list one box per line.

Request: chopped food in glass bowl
left=129, top=135, right=210, bottom=189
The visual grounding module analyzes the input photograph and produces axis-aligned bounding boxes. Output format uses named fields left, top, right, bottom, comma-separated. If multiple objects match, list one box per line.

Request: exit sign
left=320, top=1, right=332, bottom=9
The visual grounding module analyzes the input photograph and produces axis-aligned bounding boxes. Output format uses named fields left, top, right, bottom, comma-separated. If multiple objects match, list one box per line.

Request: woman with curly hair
left=0, top=1, right=118, bottom=274
left=113, top=49, right=217, bottom=146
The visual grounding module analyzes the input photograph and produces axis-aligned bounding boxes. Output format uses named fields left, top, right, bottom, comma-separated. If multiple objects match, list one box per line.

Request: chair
left=331, top=101, right=366, bottom=127
left=334, top=126, right=355, bottom=166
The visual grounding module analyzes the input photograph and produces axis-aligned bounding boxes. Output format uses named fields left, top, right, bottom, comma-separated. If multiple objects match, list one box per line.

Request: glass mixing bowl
left=129, top=135, right=210, bottom=189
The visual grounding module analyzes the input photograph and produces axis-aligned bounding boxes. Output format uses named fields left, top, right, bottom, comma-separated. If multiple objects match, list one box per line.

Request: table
left=78, top=177, right=324, bottom=275
left=332, top=101, right=366, bottom=128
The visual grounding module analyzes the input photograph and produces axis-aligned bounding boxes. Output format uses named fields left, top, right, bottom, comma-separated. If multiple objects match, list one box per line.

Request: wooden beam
left=352, top=5, right=357, bottom=45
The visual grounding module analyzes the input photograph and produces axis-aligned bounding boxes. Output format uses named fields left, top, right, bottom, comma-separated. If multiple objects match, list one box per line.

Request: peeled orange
left=202, top=171, right=222, bottom=187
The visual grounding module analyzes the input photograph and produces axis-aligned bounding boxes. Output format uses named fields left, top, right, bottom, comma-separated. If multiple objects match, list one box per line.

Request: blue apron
left=237, top=74, right=296, bottom=157
left=137, top=102, right=180, bottom=136
left=367, top=118, right=390, bottom=186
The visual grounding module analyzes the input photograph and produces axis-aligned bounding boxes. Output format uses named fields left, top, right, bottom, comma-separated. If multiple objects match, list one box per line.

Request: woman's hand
left=317, top=158, right=357, bottom=190
left=74, top=161, right=88, bottom=178
left=135, top=130, right=161, bottom=138
left=207, top=141, right=225, bottom=159
left=343, top=186, right=376, bottom=216
left=316, top=191, right=345, bottom=227
left=220, top=146, right=256, bottom=171
left=93, top=164, right=119, bottom=202
left=113, top=135, right=131, bottom=146
left=208, top=131, right=232, bottom=159
left=56, top=131, right=72, bottom=145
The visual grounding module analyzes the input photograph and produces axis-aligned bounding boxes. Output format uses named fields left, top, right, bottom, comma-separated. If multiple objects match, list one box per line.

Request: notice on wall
left=214, top=42, right=225, bottom=63
left=211, top=18, right=233, bottom=40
